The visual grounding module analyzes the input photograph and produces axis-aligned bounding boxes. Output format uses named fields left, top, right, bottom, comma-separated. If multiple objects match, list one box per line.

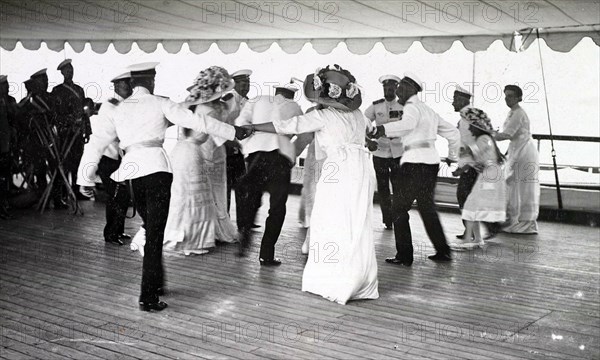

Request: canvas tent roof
left=0, top=0, right=598, bottom=54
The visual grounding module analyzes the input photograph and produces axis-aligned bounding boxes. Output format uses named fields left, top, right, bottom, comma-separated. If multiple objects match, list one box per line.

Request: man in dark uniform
left=364, top=75, right=404, bottom=230
left=19, top=70, right=64, bottom=207
left=51, top=59, right=89, bottom=200
left=0, top=75, right=17, bottom=219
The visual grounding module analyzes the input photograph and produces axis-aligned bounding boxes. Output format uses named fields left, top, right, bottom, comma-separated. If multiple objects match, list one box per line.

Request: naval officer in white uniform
left=77, top=63, right=252, bottom=311
left=364, top=74, right=404, bottom=230
left=369, top=72, right=460, bottom=266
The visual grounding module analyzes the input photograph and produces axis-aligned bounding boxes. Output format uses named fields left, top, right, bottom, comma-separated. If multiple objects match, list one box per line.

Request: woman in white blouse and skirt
left=495, top=85, right=540, bottom=234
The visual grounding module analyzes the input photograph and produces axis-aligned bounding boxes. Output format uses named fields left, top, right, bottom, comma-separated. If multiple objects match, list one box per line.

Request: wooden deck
left=1, top=195, right=599, bottom=359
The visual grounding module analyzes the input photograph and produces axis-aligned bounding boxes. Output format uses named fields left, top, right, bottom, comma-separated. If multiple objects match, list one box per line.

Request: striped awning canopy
left=1, top=0, right=598, bottom=54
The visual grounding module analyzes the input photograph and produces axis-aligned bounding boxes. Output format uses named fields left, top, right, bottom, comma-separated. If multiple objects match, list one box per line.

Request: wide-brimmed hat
left=186, top=66, right=235, bottom=105
left=462, top=108, right=494, bottom=134
left=303, top=64, right=362, bottom=111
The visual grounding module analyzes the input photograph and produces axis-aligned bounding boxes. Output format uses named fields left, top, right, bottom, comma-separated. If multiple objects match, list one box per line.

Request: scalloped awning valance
left=1, top=0, right=598, bottom=54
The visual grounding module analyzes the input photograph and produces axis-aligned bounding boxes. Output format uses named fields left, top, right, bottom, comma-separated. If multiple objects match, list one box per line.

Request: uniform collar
left=132, top=86, right=150, bottom=97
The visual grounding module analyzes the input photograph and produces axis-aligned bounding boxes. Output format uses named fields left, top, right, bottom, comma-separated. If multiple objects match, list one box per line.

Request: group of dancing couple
left=77, top=62, right=538, bottom=311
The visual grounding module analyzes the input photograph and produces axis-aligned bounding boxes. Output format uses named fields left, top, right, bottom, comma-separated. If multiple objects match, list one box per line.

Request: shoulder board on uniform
left=373, top=99, right=385, bottom=105
left=108, top=98, right=120, bottom=106
left=221, top=93, right=234, bottom=101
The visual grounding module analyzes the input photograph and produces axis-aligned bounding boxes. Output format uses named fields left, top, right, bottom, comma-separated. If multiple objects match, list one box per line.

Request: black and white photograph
left=0, top=0, right=599, bottom=358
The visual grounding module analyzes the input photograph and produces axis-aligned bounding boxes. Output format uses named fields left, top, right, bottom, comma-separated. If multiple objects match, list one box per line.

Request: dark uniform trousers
left=131, top=172, right=172, bottom=303
left=226, top=146, right=247, bottom=229
left=372, top=156, right=401, bottom=226
left=65, top=131, right=85, bottom=193
left=390, top=163, right=451, bottom=263
left=97, top=156, right=130, bottom=242
left=457, top=166, right=478, bottom=209
left=236, top=150, right=291, bottom=261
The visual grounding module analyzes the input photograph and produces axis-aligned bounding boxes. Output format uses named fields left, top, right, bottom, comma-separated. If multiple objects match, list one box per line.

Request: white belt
left=404, top=140, right=435, bottom=152
left=124, top=139, right=164, bottom=154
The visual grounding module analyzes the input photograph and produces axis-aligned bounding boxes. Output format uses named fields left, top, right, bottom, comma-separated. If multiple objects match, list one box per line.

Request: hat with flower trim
left=303, top=64, right=362, bottom=111
left=186, top=66, right=235, bottom=105
left=462, top=107, right=495, bottom=134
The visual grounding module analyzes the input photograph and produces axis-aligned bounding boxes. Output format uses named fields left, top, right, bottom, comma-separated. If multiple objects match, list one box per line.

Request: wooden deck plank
left=1, top=195, right=599, bottom=359
left=0, top=347, right=36, bottom=360
left=0, top=276, right=260, bottom=360
left=0, top=308, right=142, bottom=360
left=0, top=318, right=104, bottom=360
left=1, top=236, right=564, bottom=360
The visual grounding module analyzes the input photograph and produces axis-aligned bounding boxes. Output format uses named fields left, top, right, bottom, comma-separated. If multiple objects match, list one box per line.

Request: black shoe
left=428, top=253, right=452, bottom=262
left=119, top=233, right=132, bottom=240
left=259, top=258, right=282, bottom=266
left=139, top=301, right=168, bottom=312
left=384, top=224, right=393, bottom=230
left=251, top=223, right=261, bottom=229
left=105, top=238, right=124, bottom=246
left=456, top=233, right=465, bottom=240
left=385, top=257, right=412, bottom=266
left=157, top=287, right=168, bottom=296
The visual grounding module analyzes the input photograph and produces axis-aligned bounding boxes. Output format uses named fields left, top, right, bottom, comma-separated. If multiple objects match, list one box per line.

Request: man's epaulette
left=108, top=98, right=120, bottom=106
left=373, top=99, right=385, bottom=105
left=221, top=93, right=234, bottom=101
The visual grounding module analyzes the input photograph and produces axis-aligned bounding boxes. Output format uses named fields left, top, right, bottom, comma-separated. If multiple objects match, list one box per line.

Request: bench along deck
left=1, top=195, right=598, bottom=359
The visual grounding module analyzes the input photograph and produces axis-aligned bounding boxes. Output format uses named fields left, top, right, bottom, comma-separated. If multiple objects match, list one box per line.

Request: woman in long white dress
left=495, top=85, right=540, bottom=234
left=247, top=65, right=379, bottom=305
left=164, top=66, right=237, bottom=255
